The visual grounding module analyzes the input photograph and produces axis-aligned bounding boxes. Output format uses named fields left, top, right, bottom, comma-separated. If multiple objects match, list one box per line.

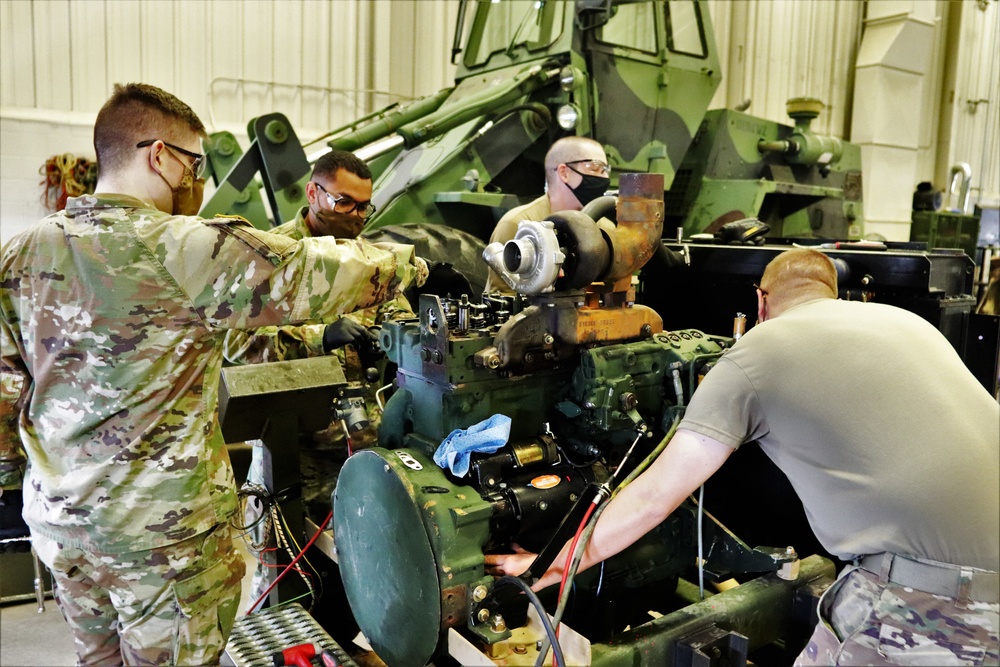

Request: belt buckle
left=958, top=569, right=973, bottom=602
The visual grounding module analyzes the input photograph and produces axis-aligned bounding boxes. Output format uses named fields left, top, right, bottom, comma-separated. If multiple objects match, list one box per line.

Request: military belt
left=858, top=552, right=999, bottom=604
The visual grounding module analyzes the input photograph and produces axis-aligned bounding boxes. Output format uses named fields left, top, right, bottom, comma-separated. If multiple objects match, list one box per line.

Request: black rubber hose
left=495, top=575, right=566, bottom=667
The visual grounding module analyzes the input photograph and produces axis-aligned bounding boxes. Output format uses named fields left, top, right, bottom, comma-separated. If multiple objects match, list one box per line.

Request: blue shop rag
left=433, top=414, right=512, bottom=477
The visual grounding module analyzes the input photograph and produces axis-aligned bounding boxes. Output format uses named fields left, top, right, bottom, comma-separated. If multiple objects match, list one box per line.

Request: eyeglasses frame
left=313, top=182, right=376, bottom=219
left=563, top=159, right=611, bottom=177
left=136, top=139, right=206, bottom=179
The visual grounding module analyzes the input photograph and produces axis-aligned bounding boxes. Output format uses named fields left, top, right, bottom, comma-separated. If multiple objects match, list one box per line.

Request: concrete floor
left=0, top=542, right=259, bottom=667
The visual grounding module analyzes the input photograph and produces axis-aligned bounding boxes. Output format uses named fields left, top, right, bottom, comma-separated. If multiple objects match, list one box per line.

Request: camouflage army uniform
left=223, top=207, right=415, bottom=604
left=0, top=193, right=425, bottom=664
left=796, top=563, right=999, bottom=666
left=0, top=371, right=26, bottom=491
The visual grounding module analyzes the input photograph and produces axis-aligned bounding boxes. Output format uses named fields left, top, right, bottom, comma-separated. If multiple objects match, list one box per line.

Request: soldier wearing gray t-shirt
left=488, top=248, right=998, bottom=666
left=680, top=295, right=998, bottom=571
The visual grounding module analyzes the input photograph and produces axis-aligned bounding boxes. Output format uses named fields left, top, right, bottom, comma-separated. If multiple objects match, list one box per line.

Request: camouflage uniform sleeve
left=371, top=243, right=429, bottom=289
left=150, top=217, right=425, bottom=330
left=375, top=293, right=415, bottom=324
left=0, top=311, right=28, bottom=489
left=222, top=324, right=326, bottom=365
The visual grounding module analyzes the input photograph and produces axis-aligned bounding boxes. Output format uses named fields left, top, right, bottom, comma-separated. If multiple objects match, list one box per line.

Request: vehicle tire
left=362, top=223, right=488, bottom=299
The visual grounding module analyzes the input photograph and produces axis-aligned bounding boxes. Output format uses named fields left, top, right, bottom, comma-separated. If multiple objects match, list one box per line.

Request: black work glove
left=323, top=318, right=377, bottom=353
left=714, top=218, right=770, bottom=245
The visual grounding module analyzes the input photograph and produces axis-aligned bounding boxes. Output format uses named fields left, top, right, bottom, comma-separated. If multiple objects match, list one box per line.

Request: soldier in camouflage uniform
left=490, top=249, right=998, bottom=665
left=0, top=83, right=426, bottom=666
left=223, top=151, right=415, bottom=604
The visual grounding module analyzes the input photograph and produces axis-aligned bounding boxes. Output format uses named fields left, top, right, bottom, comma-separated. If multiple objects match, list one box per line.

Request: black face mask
left=568, top=172, right=610, bottom=208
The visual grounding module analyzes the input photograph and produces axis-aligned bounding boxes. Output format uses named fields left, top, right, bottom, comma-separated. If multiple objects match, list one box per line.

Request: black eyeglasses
left=137, top=139, right=207, bottom=178
left=314, top=182, right=377, bottom=219
left=754, top=283, right=769, bottom=297
left=564, top=159, right=611, bottom=177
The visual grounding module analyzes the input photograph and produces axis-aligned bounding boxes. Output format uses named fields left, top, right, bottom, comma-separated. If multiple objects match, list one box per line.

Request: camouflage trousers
left=33, top=523, right=246, bottom=666
left=795, top=565, right=999, bottom=666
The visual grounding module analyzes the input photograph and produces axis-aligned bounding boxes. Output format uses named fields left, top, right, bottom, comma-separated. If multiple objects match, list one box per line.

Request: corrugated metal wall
left=707, top=0, right=864, bottom=140
left=0, top=0, right=460, bottom=142
left=940, top=0, right=999, bottom=211
left=1, top=0, right=997, bottom=242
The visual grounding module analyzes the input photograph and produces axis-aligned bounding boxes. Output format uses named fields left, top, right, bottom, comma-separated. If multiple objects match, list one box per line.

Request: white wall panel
left=323, top=0, right=364, bottom=135
left=3, top=0, right=458, bottom=124
left=1, top=0, right=36, bottom=108
left=949, top=0, right=999, bottom=206
left=241, top=2, right=276, bottom=123
left=209, top=0, right=244, bottom=129
left=105, top=1, right=143, bottom=101
left=175, top=0, right=211, bottom=121
left=31, top=0, right=72, bottom=110
left=0, top=112, right=95, bottom=245
left=69, top=1, right=108, bottom=112
left=709, top=0, right=862, bottom=138
left=139, top=1, right=176, bottom=97
left=270, top=0, right=304, bottom=124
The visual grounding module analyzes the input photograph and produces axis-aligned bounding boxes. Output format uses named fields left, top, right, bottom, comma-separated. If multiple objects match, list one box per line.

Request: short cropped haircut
left=544, top=136, right=605, bottom=188
left=94, top=83, right=207, bottom=176
left=760, top=248, right=838, bottom=309
left=544, top=136, right=605, bottom=172
left=313, top=149, right=372, bottom=182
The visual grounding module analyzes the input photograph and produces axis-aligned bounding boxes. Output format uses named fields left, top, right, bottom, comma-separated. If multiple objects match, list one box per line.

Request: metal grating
left=223, top=603, right=358, bottom=667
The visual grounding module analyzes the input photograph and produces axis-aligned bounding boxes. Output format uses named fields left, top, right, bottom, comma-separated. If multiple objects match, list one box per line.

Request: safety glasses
left=136, top=139, right=207, bottom=179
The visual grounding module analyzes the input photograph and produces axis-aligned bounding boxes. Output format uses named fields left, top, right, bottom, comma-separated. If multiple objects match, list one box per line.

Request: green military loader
left=202, top=0, right=865, bottom=284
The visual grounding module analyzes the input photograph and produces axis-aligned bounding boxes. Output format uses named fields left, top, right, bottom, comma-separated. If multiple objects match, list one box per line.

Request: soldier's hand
left=323, top=319, right=376, bottom=352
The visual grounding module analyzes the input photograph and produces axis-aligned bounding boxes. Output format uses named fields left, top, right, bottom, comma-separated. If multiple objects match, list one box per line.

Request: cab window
left=597, top=1, right=658, bottom=55
left=666, top=0, right=707, bottom=57
left=464, top=0, right=566, bottom=68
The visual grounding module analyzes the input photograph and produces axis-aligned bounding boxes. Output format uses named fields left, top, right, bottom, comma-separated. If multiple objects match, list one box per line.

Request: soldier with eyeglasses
left=0, top=83, right=427, bottom=666
left=223, top=151, right=420, bottom=604
left=485, top=136, right=611, bottom=293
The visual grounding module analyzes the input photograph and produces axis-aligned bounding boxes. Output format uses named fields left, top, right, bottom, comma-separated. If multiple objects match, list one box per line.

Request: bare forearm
left=532, top=429, right=735, bottom=590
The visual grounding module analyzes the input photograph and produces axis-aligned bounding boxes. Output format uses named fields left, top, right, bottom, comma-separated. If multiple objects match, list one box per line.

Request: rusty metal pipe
left=602, top=173, right=665, bottom=282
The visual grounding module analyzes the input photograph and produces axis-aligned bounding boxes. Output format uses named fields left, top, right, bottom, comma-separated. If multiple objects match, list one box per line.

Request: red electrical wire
left=549, top=499, right=598, bottom=667
left=246, top=509, right=333, bottom=615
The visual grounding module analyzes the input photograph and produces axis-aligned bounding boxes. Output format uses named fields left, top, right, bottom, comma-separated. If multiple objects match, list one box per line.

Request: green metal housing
left=665, top=107, right=865, bottom=239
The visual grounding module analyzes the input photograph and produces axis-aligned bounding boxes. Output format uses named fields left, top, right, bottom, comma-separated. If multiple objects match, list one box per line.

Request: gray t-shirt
left=680, top=298, right=999, bottom=570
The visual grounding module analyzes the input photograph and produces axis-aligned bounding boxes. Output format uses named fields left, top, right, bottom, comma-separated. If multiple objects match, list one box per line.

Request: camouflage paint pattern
left=349, top=0, right=721, bottom=243
left=796, top=567, right=999, bottom=666
left=215, top=1, right=860, bottom=248
left=663, top=108, right=865, bottom=239
left=33, top=522, right=245, bottom=666
left=0, top=193, right=425, bottom=553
